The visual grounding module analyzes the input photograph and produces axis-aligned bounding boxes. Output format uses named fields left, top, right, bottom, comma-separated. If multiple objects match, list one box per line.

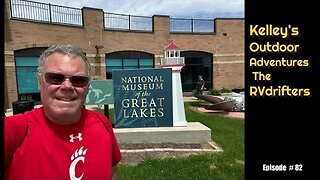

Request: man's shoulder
left=83, top=109, right=110, bottom=123
left=83, top=108, right=104, bottom=117
left=5, top=107, right=42, bottom=121
left=83, top=109, right=114, bottom=131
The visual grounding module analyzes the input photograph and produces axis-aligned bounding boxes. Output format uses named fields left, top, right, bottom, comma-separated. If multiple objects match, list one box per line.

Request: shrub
left=210, top=89, right=221, bottom=95
left=210, top=88, right=232, bottom=95
left=220, top=88, right=232, bottom=93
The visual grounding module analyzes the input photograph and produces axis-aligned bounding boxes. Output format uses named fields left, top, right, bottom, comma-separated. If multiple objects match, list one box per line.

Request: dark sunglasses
left=44, top=72, right=89, bottom=87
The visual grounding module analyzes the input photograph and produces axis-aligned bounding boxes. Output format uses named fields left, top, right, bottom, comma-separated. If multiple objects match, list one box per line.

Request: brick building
left=4, top=0, right=244, bottom=108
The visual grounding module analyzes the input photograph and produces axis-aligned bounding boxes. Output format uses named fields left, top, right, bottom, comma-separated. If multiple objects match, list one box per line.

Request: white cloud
left=33, top=0, right=244, bottom=19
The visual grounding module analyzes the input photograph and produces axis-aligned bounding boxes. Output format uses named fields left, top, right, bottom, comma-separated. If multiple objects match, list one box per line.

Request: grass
left=94, top=101, right=244, bottom=179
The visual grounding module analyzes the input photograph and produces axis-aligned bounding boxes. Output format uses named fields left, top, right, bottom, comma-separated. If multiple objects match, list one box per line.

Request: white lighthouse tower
left=160, top=40, right=187, bottom=127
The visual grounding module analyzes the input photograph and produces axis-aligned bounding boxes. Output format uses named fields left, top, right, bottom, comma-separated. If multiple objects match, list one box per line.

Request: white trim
left=5, top=62, right=15, bottom=66
left=86, top=54, right=105, bottom=58
left=213, top=53, right=244, bottom=57
left=90, top=62, right=106, bottom=67
left=5, top=51, right=14, bottom=55
left=214, top=60, right=244, bottom=64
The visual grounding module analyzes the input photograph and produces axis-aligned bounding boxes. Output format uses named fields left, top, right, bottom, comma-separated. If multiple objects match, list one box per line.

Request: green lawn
left=103, top=101, right=245, bottom=180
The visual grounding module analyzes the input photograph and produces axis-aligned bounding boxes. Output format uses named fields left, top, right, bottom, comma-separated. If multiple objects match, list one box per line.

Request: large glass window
left=15, top=56, right=40, bottom=102
left=139, top=58, right=153, bottom=69
left=106, top=51, right=154, bottom=79
left=14, top=47, right=47, bottom=103
left=123, top=59, right=138, bottom=69
left=16, top=57, right=39, bottom=94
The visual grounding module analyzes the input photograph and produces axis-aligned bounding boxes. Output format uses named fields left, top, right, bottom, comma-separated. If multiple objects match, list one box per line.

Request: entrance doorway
left=180, top=51, right=213, bottom=92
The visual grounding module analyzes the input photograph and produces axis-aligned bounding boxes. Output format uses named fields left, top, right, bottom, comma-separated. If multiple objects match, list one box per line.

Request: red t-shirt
left=5, top=107, right=122, bottom=180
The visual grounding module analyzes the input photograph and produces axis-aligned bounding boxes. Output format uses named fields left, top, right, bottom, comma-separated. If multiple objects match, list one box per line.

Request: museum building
left=4, top=0, right=244, bottom=108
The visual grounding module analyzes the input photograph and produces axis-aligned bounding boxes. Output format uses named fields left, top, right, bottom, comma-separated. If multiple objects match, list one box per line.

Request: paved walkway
left=196, top=107, right=244, bottom=119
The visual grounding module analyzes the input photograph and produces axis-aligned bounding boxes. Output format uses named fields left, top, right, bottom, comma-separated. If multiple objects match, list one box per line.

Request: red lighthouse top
left=165, top=40, right=180, bottom=50
left=161, top=40, right=184, bottom=70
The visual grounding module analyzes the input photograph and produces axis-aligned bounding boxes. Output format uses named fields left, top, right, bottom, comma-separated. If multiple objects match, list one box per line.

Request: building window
left=180, top=51, right=213, bottom=92
left=123, top=59, right=138, bottom=69
left=106, top=51, right=154, bottom=79
left=139, top=59, right=153, bottom=69
left=175, top=51, right=180, bottom=57
left=170, top=51, right=175, bottom=57
left=15, top=56, right=40, bottom=101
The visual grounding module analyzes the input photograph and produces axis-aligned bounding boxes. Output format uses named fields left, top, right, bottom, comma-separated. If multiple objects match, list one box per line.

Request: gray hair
left=37, top=44, right=91, bottom=79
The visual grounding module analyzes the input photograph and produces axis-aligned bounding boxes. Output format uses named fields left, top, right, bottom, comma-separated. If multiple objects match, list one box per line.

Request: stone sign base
left=114, top=122, right=211, bottom=144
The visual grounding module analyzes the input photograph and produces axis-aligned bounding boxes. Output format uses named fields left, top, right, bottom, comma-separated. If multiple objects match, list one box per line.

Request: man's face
left=38, top=53, right=89, bottom=123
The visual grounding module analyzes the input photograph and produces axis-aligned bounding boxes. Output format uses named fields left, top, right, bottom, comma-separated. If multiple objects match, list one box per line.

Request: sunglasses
left=44, top=72, right=89, bottom=87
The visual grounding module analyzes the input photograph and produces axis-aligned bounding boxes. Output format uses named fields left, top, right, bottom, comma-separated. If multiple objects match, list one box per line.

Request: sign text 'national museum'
left=113, top=68, right=173, bottom=128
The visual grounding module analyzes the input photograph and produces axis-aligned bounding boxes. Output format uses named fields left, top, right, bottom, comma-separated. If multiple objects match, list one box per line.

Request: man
left=196, top=74, right=205, bottom=96
left=5, top=44, right=122, bottom=180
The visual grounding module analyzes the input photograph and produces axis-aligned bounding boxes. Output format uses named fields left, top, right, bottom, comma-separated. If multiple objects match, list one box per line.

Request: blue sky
left=33, top=0, right=244, bottom=19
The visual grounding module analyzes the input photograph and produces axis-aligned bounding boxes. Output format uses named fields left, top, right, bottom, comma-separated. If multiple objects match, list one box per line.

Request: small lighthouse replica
left=160, top=40, right=187, bottom=126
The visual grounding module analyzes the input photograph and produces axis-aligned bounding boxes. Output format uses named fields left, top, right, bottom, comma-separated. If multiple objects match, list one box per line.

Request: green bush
left=220, top=87, right=232, bottom=93
left=210, top=88, right=232, bottom=95
left=210, top=89, right=221, bottom=95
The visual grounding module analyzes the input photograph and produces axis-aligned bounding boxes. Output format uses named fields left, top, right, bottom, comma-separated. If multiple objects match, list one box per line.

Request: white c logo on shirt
left=69, top=146, right=87, bottom=180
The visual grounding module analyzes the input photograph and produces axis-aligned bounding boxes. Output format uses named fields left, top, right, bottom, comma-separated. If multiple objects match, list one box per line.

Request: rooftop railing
left=161, top=57, right=185, bottom=65
left=10, top=0, right=82, bottom=26
left=9, top=0, right=214, bottom=33
left=170, top=18, right=214, bottom=33
left=104, top=12, right=152, bottom=32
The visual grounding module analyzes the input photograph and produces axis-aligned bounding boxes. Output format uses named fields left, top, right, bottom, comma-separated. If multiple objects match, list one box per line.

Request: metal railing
left=161, top=57, right=185, bottom=65
left=9, top=0, right=214, bottom=33
left=104, top=12, right=152, bottom=32
left=10, top=0, right=82, bottom=26
left=170, top=18, right=214, bottom=33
